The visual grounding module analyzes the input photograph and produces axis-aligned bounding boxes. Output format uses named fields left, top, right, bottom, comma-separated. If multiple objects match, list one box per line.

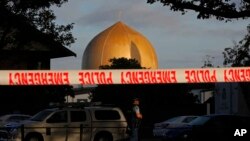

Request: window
left=95, top=110, right=120, bottom=120
left=70, top=111, right=86, bottom=122
left=190, top=116, right=210, bottom=126
left=47, top=111, right=67, bottom=123
left=31, top=110, right=54, bottom=122
left=182, top=117, right=198, bottom=123
left=7, top=116, right=30, bottom=122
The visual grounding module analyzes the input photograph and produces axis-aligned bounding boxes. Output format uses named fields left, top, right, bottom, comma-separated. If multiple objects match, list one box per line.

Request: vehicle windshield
left=7, top=115, right=31, bottom=122
left=30, top=110, right=54, bottom=121
left=189, top=116, right=210, bottom=125
left=164, top=116, right=197, bottom=123
left=164, top=116, right=183, bottom=122
left=182, top=116, right=198, bottom=123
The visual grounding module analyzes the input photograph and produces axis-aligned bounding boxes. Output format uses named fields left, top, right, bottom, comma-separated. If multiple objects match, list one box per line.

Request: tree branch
left=147, top=0, right=250, bottom=20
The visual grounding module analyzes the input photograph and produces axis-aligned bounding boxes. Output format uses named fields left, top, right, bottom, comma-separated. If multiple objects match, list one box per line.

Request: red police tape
left=0, top=67, right=250, bottom=85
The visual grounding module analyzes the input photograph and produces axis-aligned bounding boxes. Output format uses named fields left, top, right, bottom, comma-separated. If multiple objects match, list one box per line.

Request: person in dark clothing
left=129, top=98, right=143, bottom=141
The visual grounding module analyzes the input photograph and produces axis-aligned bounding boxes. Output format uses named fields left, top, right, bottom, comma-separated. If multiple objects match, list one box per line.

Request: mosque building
left=77, top=21, right=250, bottom=115
left=82, top=21, right=158, bottom=69
left=69, top=21, right=159, bottom=102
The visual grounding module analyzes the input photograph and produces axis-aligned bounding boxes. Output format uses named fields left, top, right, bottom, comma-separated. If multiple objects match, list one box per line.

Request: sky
left=50, top=0, right=250, bottom=70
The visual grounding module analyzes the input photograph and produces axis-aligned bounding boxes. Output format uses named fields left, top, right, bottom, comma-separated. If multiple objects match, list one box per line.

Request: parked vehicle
left=0, top=114, right=31, bottom=140
left=154, top=114, right=250, bottom=141
left=153, top=115, right=198, bottom=140
left=7, top=103, right=129, bottom=141
left=187, top=114, right=250, bottom=141
left=0, top=114, right=31, bottom=127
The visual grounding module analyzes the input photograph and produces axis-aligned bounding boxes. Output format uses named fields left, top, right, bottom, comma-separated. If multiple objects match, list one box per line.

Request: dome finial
left=118, top=10, right=122, bottom=21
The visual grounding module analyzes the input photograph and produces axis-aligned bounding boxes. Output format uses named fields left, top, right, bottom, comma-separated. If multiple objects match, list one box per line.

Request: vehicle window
left=47, top=111, right=67, bottom=123
left=182, top=117, right=197, bottom=123
left=7, top=116, right=30, bottom=122
left=206, top=117, right=227, bottom=128
left=31, top=110, right=54, bottom=121
left=21, top=116, right=31, bottom=120
left=165, top=116, right=180, bottom=122
left=95, top=110, right=120, bottom=120
left=70, top=111, right=86, bottom=122
left=190, top=116, right=210, bottom=125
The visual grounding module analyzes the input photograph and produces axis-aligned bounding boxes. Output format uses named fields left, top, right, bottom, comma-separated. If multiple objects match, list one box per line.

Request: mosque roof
left=82, top=21, right=158, bottom=69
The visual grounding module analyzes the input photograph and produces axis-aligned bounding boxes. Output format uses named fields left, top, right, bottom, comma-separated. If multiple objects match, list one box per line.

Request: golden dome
left=82, top=21, right=158, bottom=69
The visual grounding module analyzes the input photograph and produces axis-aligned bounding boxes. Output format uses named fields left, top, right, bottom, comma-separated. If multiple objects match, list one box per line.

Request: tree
left=99, top=57, right=145, bottom=69
left=223, top=27, right=250, bottom=67
left=202, top=55, right=215, bottom=68
left=147, top=0, right=250, bottom=20
left=0, top=0, right=75, bottom=49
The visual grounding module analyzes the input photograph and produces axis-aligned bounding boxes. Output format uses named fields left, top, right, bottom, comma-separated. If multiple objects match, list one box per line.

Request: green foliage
left=99, top=57, right=146, bottom=69
left=0, top=0, right=75, bottom=48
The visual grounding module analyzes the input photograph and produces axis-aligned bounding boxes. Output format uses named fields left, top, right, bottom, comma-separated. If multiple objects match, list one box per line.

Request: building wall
left=65, top=93, right=91, bottom=103
left=215, top=83, right=249, bottom=115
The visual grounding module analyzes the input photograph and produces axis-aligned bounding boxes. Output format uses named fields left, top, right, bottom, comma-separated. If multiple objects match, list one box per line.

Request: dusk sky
left=50, top=0, right=250, bottom=70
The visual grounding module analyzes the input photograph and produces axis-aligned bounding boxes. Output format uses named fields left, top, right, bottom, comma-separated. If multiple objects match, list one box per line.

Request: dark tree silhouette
left=223, top=30, right=250, bottom=67
left=0, top=0, right=75, bottom=49
left=99, top=57, right=145, bottom=69
left=147, top=0, right=250, bottom=20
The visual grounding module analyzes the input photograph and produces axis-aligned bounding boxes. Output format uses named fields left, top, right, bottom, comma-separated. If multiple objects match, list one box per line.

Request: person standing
left=129, top=98, right=143, bottom=141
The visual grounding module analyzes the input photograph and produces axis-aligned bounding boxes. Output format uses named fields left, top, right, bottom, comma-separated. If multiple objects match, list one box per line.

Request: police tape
left=0, top=67, right=250, bottom=85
